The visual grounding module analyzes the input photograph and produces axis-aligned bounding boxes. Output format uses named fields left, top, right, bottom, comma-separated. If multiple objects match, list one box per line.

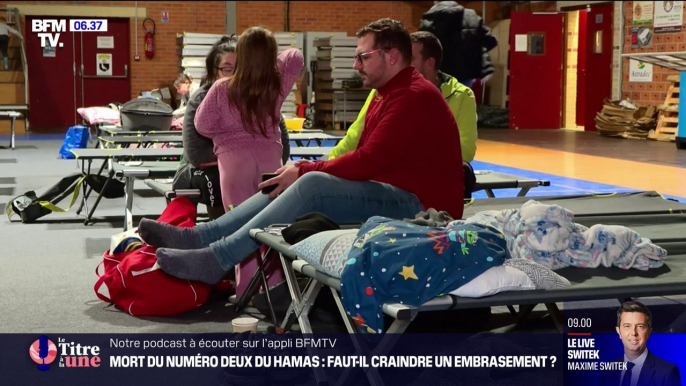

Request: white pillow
left=290, top=229, right=359, bottom=278
left=77, top=107, right=121, bottom=125
left=451, top=265, right=536, bottom=298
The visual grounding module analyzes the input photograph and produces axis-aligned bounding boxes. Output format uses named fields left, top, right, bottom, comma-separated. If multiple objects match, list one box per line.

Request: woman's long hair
left=227, top=27, right=282, bottom=138
left=201, top=34, right=238, bottom=86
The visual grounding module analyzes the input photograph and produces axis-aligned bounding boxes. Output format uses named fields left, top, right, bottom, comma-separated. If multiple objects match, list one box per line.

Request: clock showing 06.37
left=69, top=19, right=108, bottom=32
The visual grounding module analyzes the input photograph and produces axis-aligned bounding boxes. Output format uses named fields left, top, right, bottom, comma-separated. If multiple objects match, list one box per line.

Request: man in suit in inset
left=600, top=301, right=681, bottom=386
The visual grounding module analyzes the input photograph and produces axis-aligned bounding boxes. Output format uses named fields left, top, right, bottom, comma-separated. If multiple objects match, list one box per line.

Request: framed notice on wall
left=96, top=53, right=113, bottom=76
left=629, top=59, right=653, bottom=83
left=631, top=27, right=653, bottom=48
left=654, top=1, right=683, bottom=32
left=633, top=1, right=654, bottom=24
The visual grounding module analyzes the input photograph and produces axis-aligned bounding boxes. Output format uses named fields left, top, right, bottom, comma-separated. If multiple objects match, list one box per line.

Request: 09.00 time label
left=70, top=19, right=108, bottom=32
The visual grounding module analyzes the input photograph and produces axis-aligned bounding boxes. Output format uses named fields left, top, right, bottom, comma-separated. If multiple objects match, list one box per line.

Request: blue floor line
left=0, top=134, right=66, bottom=141
left=471, top=160, right=685, bottom=202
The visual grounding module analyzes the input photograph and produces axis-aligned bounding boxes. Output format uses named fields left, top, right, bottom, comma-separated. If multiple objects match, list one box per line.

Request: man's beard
left=361, top=62, right=386, bottom=88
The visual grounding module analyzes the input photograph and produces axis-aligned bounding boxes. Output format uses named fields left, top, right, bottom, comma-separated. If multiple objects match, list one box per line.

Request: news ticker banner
left=1, top=332, right=684, bottom=385
left=31, top=19, right=107, bottom=48
left=4, top=333, right=562, bottom=385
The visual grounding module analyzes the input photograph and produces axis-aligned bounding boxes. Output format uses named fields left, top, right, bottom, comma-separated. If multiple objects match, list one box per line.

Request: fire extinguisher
left=143, top=18, right=156, bottom=59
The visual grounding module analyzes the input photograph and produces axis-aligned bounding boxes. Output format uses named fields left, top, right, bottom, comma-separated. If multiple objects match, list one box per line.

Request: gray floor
left=2, top=138, right=686, bottom=334
left=0, top=140, right=246, bottom=333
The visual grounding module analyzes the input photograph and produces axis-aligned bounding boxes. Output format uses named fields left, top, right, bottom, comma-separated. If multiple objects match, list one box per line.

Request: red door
left=581, top=4, right=613, bottom=131
left=24, top=17, right=130, bottom=129
left=25, top=16, right=78, bottom=129
left=509, top=11, right=564, bottom=129
left=78, top=18, right=131, bottom=108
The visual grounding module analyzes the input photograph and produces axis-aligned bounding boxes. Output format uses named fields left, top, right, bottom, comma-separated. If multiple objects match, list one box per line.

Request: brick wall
left=128, top=1, right=225, bottom=99
left=622, top=1, right=684, bottom=106
left=5, top=1, right=437, bottom=102
left=235, top=1, right=431, bottom=37
left=3, top=1, right=225, bottom=101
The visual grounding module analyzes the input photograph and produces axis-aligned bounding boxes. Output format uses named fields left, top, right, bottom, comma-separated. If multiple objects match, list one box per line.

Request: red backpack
left=94, top=198, right=212, bottom=316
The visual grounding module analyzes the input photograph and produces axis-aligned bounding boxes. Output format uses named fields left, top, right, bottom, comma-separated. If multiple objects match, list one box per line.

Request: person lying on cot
left=172, top=73, right=199, bottom=118
left=328, top=31, right=477, bottom=163
left=137, top=18, right=464, bottom=285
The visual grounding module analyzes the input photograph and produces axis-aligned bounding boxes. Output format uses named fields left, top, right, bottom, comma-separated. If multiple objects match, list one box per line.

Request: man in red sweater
left=138, top=18, right=465, bottom=285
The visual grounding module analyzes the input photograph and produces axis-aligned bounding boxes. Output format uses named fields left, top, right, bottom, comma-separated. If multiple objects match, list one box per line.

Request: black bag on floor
left=6, top=173, right=125, bottom=223
left=83, top=174, right=126, bottom=199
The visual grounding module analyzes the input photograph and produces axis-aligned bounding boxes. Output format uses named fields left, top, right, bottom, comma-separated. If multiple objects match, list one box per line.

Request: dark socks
left=156, top=246, right=227, bottom=285
left=138, top=218, right=203, bottom=250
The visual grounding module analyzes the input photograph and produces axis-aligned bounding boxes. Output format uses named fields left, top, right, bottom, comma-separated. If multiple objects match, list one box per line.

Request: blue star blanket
left=340, top=216, right=509, bottom=334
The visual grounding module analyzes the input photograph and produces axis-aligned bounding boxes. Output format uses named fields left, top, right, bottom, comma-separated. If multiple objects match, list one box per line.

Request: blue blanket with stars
left=340, top=216, right=509, bottom=334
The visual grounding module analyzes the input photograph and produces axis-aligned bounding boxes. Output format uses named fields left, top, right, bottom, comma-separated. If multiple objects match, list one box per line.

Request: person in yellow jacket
left=329, top=30, right=477, bottom=162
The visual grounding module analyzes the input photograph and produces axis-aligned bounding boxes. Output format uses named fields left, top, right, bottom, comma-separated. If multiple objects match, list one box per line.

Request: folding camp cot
left=0, top=111, right=22, bottom=150
left=245, top=192, right=686, bottom=338
left=289, top=133, right=344, bottom=147
left=98, top=135, right=183, bottom=149
left=250, top=226, right=686, bottom=386
left=92, top=125, right=181, bottom=148
left=98, top=132, right=343, bottom=149
left=143, top=179, right=200, bottom=203
left=141, top=170, right=551, bottom=220
left=113, top=162, right=182, bottom=231
left=98, top=124, right=179, bottom=137
left=69, top=148, right=184, bottom=225
left=462, top=191, right=686, bottom=219
left=472, top=170, right=550, bottom=197
left=69, top=146, right=337, bottom=226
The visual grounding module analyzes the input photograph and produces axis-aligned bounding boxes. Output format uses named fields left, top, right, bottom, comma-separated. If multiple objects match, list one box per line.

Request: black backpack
left=6, top=173, right=125, bottom=223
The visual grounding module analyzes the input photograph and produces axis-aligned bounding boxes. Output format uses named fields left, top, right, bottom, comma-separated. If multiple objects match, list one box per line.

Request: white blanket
left=449, top=200, right=667, bottom=271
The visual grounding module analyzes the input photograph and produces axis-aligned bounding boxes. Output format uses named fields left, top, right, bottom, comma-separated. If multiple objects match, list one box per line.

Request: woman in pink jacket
left=195, top=27, right=304, bottom=300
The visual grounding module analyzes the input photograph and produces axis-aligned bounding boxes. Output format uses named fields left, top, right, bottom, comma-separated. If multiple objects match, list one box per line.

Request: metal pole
left=226, top=1, right=237, bottom=35
left=617, top=2, right=624, bottom=100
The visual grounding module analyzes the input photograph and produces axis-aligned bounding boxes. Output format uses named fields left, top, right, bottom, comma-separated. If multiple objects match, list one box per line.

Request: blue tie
left=621, top=362, right=636, bottom=386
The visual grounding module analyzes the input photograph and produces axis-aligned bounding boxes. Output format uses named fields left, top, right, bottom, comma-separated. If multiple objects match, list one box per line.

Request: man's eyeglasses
left=217, top=66, right=234, bottom=76
left=353, top=48, right=384, bottom=65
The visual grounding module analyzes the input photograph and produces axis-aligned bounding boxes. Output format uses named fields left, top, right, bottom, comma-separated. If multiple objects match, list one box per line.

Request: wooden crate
left=655, top=75, right=679, bottom=140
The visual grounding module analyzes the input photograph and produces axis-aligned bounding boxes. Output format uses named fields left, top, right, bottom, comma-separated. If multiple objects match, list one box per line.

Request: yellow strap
left=464, top=198, right=475, bottom=207
left=37, top=176, right=86, bottom=213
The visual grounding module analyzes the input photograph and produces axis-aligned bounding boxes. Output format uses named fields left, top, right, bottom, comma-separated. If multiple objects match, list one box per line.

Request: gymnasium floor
left=2, top=127, right=684, bottom=202
left=473, top=129, right=686, bottom=202
left=0, top=127, right=685, bottom=335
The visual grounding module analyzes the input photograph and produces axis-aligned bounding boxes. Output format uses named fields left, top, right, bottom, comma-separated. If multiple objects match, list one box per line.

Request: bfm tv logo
left=31, top=20, right=66, bottom=48
left=29, top=335, right=101, bottom=371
